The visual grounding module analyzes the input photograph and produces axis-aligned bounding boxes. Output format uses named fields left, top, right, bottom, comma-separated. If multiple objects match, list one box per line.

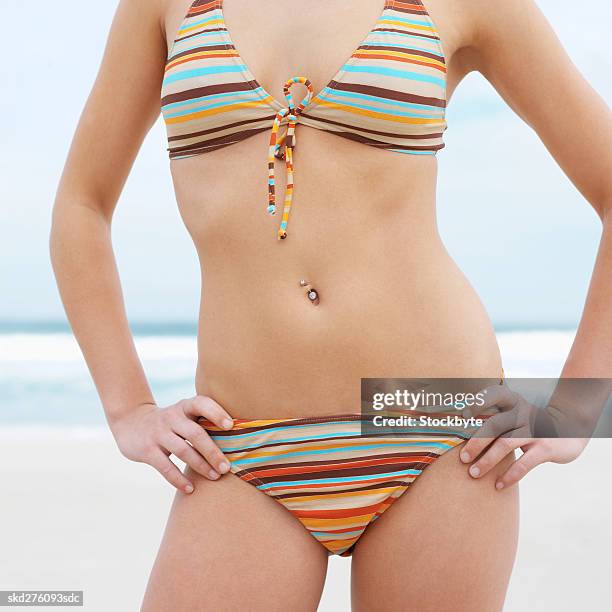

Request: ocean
left=0, top=322, right=577, bottom=428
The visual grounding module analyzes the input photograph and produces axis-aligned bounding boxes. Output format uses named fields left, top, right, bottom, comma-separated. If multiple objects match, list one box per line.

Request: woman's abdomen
left=174, top=141, right=501, bottom=418
left=194, top=239, right=501, bottom=419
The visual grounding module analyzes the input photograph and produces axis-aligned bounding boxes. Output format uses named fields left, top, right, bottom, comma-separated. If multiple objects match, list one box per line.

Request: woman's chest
left=162, top=0, right=458, bottom=105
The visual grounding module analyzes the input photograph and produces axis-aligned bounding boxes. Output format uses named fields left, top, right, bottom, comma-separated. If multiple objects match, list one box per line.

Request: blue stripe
left=362, top=40, right=443, bottom=58
left=163, top=65, right=247, bottom=86
left=210, top=420, right=360, bottom=441
left=230, top=441, right=455, bottom=466
left=317, top=91, right=443, bottom=119
left=341, top=64, right=445, bottom=88
left=390, top=148, right=437, bottom=155
left=311, top=529, right=363, bottom=538
left=213, top=431, right=364, bottom=451
left=385, top=30, right=444, bottom=52
left=255, top=467, right=422, bottom=489
left=163, top=90, right=266, bottom=117
left=380, top=16, right=434, bottom=29
left=319, top=87, right=444, bottom=114
left=169, top=38, right=231, bottom=59
left=178, top=15, right=221, bottom=33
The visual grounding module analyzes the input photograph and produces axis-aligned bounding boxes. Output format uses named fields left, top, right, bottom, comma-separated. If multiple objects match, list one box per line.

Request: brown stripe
left=330, top=130, right=444, bottom=151
left=391, top=0, right=427, bottom=11
left=168, top=127, right=268, bottom=155
left=202, top=414, right=366, bottom=436
left=359, top=44, right=444, bottom=63
left=222, top=434, right=370, bottom=455
left=304, top=114, right=442, bottom=146
left=372, top=27, right=440, bottom=42
left=169, top=142, right=229, bottom=158
left=301, top=111, right=443, bottom=141
left=249, top=460, right=433, bottom=484
left=389, top=7, right=426, bottom=17
left=161, top=80, right=262, bottom=107
left=221, top=426, right=462, bottom=454
left=232, top=452, right=442, bottom=484
left=242, top=450, right=443, bottom=473
left=167, top=116, right=273, bottom=143
left=274, top=480, right=413, bottom=500
left=324, top=80, right=446, bottom=108
left=190, top=0, right=218, bottom=9
left=175, top=27, right=227, bottom=45
left=168, top=44, right=232, bottom=63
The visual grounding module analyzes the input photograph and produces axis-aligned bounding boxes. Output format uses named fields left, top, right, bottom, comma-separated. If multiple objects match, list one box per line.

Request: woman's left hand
left=459, top=384, right=589, bottom=490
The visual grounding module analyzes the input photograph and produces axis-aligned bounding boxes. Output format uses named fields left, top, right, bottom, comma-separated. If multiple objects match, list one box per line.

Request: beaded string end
left=267, top=76, right=314, bottom=240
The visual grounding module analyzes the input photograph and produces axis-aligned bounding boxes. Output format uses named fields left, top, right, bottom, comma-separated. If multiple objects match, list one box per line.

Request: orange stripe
left=248, top=455, right=435, bottom=478
left=313, top=525, right=373, bottom=535
left=289, top=499, right=397, bottom=519
left=166, top=50, right=239, bottom=71
left=352, top=51, right=446, bottom=72
left=279, top=485, right=403, bottom=504
left=263, top=473, right=418, bottom=494
left=188, top=0, right=218, bottom=16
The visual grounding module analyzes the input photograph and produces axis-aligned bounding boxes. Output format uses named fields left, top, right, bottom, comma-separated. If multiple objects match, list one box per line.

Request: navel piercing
left=307, top=289, right=319, bottom=304
left=299, top=279, right=320, bottom=305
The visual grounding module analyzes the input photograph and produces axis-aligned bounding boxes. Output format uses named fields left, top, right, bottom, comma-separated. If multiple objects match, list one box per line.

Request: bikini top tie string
left=267, top=77, right=314, bottom=240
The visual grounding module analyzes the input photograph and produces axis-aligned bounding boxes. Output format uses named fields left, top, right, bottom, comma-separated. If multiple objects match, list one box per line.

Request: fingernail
left=184, top=484, right=194, bottom=493
left=208, top=470, right=220, bottom=480
left=496, top=481, right=504, bottom=490
left=222, top=418, right=233, bottom=430
left=469, top=465, right=480, bottom=478
left=460, top=451, right=470, bottom=463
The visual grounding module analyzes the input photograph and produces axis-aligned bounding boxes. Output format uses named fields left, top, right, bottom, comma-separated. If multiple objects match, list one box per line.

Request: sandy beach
left=0, top=427, right=609, bottom=611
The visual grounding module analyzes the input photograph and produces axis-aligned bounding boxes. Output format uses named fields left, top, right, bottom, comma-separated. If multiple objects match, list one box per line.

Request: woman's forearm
left=546, top=209, right=612, bottom=435
left=50, top=199, right=155, bottom=424
left=561, top=211, right=612, bottom=378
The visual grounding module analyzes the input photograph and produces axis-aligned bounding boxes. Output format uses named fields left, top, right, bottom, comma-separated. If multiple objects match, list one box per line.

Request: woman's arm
left=454, top=0, right=612, bottom=486
left=51, top=0, right=165, bottom=430
left=463, top=0, right=612, bottom=373
left=50, top=0, right=232, bottom=492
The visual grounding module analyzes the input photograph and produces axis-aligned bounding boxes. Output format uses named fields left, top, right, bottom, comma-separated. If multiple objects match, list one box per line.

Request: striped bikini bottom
left=200, top=413, right=489, bottom=557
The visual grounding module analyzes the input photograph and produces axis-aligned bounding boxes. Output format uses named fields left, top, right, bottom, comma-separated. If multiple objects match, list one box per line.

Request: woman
left=50, top=0, right=611, bottom=609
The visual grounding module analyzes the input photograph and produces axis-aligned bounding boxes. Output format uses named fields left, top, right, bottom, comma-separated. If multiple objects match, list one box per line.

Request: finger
left=148, top=450, right=194, bottom=493
left=172, top=419, right=232, bottom=476
left=461, top=410, right=525, bottom=462
left=183, top=396, right=233, bottom=429
left=496, top=445, right=548, bottom=490
left=464, top=384, right=519, bottom=417
left=162, top=431, right=222, bottom=480
left=467, top=437, right=529, bottom=480
left=460, top=436, right=495, bottom=464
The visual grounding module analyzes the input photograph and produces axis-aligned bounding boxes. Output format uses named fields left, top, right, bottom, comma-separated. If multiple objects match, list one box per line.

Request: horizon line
left=0, top=318, right=579, bottom=336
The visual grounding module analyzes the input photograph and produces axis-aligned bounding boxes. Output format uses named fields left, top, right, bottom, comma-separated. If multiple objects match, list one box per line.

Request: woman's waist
left=194, top=312, right=501, bottom=419
left=197, top=319, right=500, bottom=378
left=199, top=252, right=494, bottom=344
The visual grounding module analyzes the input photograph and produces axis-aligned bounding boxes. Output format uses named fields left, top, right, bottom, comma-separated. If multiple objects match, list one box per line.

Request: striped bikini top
left=161, top=0, right=447, bottom=239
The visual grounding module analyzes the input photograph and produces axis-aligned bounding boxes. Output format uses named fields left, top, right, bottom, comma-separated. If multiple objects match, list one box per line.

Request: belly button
left=299, top=279, right=320, bottom=305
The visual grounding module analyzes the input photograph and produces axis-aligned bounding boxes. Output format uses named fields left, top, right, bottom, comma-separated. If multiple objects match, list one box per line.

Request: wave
left=0, top=330, right=575, bottom=426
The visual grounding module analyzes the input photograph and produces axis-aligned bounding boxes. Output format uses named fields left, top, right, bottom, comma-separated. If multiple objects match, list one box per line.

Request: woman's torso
left=163, top=0, right=501, bottom=418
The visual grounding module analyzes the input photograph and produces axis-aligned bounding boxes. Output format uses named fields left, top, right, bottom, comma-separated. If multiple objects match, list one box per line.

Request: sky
left=1, top=0, right=611, bottom=328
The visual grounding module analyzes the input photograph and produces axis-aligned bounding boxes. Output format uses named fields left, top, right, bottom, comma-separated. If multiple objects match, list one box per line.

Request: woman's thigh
left=351, top=445, right=519, bottom=612
left=142, top=467, right=329, bottom=612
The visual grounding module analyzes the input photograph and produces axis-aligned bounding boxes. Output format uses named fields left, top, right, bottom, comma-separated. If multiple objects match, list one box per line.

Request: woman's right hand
left=109, top=396, right=235, bottom=494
